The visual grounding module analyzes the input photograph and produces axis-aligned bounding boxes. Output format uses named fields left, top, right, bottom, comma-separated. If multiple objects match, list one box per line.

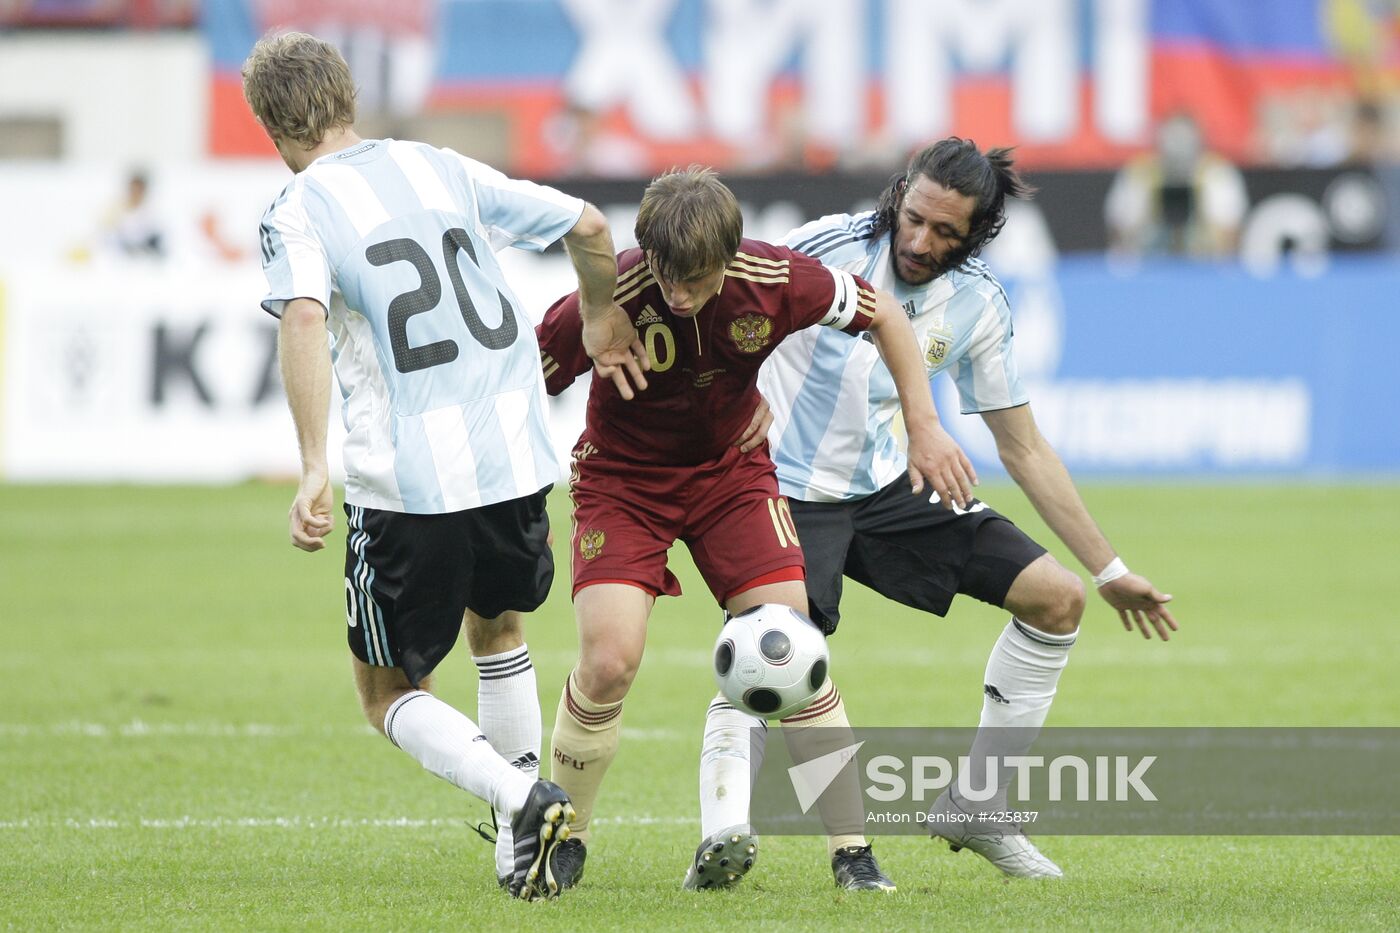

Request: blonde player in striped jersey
left=244, top=32, right=645, bottom=900
left=701, top=139, right=1178, bottom=881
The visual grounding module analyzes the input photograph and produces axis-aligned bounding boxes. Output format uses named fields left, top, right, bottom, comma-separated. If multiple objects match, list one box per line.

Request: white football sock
left=957, top=618, right=1077, bottom=811
left=474, top=644, right=540, bottom=880
left=699, top=694, right=766, bottom=838
left=383, top=690, right=532, bottom=818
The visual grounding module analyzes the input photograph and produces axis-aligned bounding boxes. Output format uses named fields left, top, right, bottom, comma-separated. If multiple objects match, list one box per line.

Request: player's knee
left=1018, top=567, right=1084, bottom=636
left=463, top=609, right=524, bottom=655
left=356, top=689, right=396, bottom=735
left=352, top=660, right=420, bottom=734
left=1043, top=572, right=1085, bottom=635
left=576, top=653, right=639, bottom=704
left=359, top=698, right=388, bottom=734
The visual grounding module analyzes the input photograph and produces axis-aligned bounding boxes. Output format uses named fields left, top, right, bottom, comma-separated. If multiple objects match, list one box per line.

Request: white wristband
left=1092, top=557, right=1129, bottom=588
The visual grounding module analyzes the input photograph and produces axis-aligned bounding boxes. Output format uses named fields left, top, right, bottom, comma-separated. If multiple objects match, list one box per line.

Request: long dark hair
left=868, top=138, right=1034, bottom=267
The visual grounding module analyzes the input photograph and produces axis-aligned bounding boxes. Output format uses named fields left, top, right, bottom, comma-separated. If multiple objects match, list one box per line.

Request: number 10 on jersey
left=768, top=497, right=800, bottom=548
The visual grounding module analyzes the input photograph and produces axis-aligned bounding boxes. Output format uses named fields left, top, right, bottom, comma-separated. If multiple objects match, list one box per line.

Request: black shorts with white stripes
left=342, top=486, right=553, bottom=686
left=789, top=473, right=1046, bottom=635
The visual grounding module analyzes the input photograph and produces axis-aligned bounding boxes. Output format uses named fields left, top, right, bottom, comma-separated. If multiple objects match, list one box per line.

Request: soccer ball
left=713, top=604, right=830, bottom=720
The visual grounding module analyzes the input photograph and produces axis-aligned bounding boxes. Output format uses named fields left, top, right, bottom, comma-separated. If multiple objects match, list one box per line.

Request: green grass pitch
left=2, top=482, right=1397, bottom=930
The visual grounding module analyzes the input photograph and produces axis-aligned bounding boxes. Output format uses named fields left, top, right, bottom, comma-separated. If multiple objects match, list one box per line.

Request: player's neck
left=289, top=126, right=366, bottom=173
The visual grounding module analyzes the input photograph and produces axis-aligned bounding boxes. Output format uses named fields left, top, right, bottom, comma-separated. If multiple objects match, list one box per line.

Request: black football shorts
left=342, top=486, right=553, bottom=686
left=789, top=474, right=1046, bottom=634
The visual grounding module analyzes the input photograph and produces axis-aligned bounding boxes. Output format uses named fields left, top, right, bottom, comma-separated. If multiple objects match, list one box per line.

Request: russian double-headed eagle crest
left=578, top=529, right=606, bottom=561
left=729, top=314, right=773, bottom=353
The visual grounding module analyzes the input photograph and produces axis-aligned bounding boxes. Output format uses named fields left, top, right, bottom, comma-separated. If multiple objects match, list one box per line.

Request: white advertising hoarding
left=1, top=262, right=338, bottom=482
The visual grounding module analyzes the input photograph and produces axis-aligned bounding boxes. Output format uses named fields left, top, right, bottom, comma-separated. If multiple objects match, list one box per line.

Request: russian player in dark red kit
left=538, top=167, right=976, bottom=892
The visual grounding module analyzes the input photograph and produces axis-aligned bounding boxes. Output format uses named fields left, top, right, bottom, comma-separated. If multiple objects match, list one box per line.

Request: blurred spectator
left=1258, top=87, right=1397, bottom=169
left=1347, top=97, right=1389, bottom=167
left=542, top=101, right=649, bottom=179
left=1258, top=86, right=1353, bottom=167
left=1105, top=113, right=1248, bottom=258
left=101, top=169, right=165, bottom=259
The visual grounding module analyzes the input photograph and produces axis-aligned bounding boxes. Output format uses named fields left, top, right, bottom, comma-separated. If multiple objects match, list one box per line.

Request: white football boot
left=927, top=789, right=1063, bottom=879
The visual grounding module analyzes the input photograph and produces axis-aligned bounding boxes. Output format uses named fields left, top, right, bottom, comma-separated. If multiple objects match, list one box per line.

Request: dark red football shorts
left=567, top=440, right=805, bottom=604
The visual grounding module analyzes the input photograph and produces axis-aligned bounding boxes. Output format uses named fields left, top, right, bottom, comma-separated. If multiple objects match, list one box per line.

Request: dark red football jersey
left=537, top=238, right=877, bottom=465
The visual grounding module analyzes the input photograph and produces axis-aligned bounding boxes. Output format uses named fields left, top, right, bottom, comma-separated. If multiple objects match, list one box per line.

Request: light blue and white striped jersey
left=259, top=139, right=583, bottom=514
left=761, top=210, right=1028, bottom=502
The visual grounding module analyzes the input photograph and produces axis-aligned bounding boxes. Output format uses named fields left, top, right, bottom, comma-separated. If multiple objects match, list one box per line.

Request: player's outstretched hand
left=1100, top=574, right=1177, bottom=641
left=906, top=423, right=978, bottom=511
left=734, top=394, right=773, bottom=453
left=582, top=302, right=650, bottom=400
left=289, top=470, right=334, bottom=552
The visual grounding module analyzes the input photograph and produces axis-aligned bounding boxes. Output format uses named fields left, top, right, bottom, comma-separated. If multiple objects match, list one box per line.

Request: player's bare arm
left=277, top=297, right=335, bottom=552
left=563, top=203, right=620, bottom=315
left=981, top=403, right=1177, bottom=641
left=565, top=205, right=650, bottom=400
left=866, top=288, right=978, bottom=509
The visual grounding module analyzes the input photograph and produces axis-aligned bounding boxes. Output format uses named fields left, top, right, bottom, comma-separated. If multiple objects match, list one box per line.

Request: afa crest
left=926, top=328, right=953, bottom=368
left=578, top=529, right=606, bottom=561
left=729, top=314, right=774, bottom=353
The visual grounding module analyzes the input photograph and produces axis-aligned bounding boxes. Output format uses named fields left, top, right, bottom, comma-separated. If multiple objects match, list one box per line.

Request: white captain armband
left=816, top=268, right=859, bottom=330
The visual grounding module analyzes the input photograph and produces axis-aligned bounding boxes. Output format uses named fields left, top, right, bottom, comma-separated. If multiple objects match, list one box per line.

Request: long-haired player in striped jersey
left=535, top=167, right=978, bottom=892
left=243, top=32, right=646, bottom=900
left=702, top=139, right=1178, bottom=881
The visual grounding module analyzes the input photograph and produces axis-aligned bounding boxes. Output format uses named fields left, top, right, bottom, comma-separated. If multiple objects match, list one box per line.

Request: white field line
left=0, top=721, right=355, bottom=738
left=833, top=645, right=1235, bottom=667
left=541, top=645, right=1241, bottom=667
left=0, top=721, right=687, bottom=742
left=0, top=814, right=691, bottom=830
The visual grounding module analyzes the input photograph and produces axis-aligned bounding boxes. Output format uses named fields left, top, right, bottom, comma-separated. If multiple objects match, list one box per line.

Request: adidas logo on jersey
left=635, top=304, right=664, bottom=327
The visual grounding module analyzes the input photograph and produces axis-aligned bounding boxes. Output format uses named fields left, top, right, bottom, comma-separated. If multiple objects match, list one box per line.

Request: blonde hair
left=635, top=166, right=743, bottom=281
left=242, top=32, right=356, bottom=149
